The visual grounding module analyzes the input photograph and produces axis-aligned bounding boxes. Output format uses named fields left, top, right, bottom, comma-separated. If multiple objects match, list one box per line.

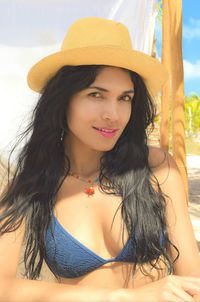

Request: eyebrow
left=87, top=86, right=135, bottom=94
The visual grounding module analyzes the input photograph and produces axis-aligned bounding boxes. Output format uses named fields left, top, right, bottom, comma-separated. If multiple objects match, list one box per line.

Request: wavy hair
left=0, top=65, right=179, bottom=281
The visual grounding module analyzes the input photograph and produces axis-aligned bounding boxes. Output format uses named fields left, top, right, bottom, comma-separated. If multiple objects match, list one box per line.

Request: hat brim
left=27, top=46, right=169, bottom=95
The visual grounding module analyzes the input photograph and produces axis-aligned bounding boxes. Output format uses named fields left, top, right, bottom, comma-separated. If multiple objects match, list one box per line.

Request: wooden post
left=161, top=0, right=188, bottom=199
left=160, top=0, right=171, bottom=151
left=168, top=0, right=188, bottom=199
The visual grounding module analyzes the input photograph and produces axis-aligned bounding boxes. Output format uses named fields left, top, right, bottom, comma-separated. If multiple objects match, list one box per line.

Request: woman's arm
left=0, top=277, right=110, bottom=302
left=1, top=275, right=200, bottom=302
left=150, top=147, right=200, bottom=276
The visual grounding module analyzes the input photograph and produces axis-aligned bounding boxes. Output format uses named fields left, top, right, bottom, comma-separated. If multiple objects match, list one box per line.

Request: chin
left=93, top=143, right=117, bottom=152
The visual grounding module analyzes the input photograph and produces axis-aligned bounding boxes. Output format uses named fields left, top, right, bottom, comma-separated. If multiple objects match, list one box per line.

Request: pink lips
left=93, top=127, right=117, bottom=138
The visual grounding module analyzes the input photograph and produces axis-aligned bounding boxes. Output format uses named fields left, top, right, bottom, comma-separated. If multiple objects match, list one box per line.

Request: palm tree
left=185, top=94, right=200, bottom=136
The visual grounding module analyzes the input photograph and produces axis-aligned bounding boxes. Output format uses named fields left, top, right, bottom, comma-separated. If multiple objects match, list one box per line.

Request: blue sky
left=182, top=0, right=200, bottom=96
left=156, top=0, right=200, bottom=96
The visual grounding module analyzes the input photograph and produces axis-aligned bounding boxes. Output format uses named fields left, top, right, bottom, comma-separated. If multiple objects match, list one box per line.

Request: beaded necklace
left=68, top=172, right=99, bottom=196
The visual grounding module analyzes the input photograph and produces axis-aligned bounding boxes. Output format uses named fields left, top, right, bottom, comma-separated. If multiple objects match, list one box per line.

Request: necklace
left=68, top=171, right=99, bottom=197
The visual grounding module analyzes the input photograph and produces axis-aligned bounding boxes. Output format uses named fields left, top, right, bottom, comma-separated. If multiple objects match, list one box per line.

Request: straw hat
left=27, top=17, right=168, bottom=95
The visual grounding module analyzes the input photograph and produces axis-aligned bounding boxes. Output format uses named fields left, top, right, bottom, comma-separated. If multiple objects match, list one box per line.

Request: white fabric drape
left=0, top=0, right=158, bottom=159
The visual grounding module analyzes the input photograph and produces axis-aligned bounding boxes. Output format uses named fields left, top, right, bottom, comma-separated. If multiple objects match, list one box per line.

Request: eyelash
left=88, top=92, right=133, bottom=102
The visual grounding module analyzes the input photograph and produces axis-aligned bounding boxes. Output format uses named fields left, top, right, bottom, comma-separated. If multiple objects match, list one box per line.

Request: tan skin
left=0, top=66, right=200, bottom=302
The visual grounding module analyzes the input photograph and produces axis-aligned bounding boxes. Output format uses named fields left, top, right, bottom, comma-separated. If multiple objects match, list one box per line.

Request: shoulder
left=148, top=149, right=200, bottom=275
left=148, top=145, right=175, bottom=170
left=148, top=146, right=182, bottom=188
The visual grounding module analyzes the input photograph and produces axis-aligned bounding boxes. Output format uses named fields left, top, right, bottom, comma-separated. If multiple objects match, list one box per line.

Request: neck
left=64, top=135, right=103, bottom=179
left=69, top=169, right=100, bottom=180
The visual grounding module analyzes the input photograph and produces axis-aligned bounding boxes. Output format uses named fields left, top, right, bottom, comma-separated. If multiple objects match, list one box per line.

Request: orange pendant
left=85, top=187, right=95, bottom=196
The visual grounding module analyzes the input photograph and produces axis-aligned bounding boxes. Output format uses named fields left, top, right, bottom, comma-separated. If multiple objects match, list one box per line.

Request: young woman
left=0, top=17, right=200, bottom=302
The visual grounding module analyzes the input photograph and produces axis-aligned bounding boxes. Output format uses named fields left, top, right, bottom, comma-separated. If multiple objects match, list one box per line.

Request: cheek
left=121, top=105, right=132, bottom=125
left=66, top=102, right=94, bottom=129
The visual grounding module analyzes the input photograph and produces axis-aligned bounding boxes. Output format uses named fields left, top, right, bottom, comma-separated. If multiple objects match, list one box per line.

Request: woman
left=0, top=17, right=200, bottom=302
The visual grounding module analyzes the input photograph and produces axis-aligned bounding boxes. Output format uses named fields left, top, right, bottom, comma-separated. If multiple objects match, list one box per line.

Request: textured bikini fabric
left=44, top=214, right=137, bottom=278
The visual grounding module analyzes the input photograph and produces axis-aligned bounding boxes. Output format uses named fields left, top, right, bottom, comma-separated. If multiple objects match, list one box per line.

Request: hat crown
left=28, top=17, right=168, bottom=94
left=61, top=17, right=132, bottom=50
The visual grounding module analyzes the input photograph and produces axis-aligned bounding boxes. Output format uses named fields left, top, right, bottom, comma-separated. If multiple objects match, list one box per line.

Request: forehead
left=93, top=66, right=134, bottom=88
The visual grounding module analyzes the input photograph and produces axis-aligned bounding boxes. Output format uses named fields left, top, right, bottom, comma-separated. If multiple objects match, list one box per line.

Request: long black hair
left=0, top=65, right=179, bottom=281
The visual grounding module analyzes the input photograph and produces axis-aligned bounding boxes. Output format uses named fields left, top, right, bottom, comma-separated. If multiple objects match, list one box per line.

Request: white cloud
left=183, top=18, right=200, bottom=39
left=184, top=59, right=200, bottom=80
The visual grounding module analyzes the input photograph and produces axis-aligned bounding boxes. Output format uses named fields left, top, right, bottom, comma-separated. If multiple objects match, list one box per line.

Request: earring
left=60, top=130, right=65, bottom=141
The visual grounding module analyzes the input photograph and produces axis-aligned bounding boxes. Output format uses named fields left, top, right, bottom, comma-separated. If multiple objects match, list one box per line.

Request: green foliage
left=151, top=93, right=200, bottom=154
left=185, top=94, right=200, bottom=134
left=156, top=0, right=163, bottom=25
left=185, top=137, right=200, bottom=154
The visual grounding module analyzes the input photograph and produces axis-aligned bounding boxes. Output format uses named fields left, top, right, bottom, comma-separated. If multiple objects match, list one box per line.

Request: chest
left=54, top=177, right=129, bottom=260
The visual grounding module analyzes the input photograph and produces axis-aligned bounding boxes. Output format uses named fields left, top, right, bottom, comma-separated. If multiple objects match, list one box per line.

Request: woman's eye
left=121, top=95, right=132, bottom=102
left=89, top=92, right=102, bottom=98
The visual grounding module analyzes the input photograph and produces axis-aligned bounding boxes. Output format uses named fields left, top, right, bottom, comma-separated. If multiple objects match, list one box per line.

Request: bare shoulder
left=148, top=145, right=181, bottom=187
left=148, top=147, right=200, bottom=275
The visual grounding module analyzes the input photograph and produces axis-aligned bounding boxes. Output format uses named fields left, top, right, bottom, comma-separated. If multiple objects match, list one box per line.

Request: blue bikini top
left=44, top=213, right=137, bottom=278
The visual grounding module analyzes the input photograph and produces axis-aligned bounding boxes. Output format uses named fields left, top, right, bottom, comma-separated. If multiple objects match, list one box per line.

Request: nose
left=102, top=100, right=119, bottom=122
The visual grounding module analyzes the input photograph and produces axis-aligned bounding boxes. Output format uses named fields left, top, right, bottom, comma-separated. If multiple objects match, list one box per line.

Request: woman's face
left=66, top=66, right=134, bottom=152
